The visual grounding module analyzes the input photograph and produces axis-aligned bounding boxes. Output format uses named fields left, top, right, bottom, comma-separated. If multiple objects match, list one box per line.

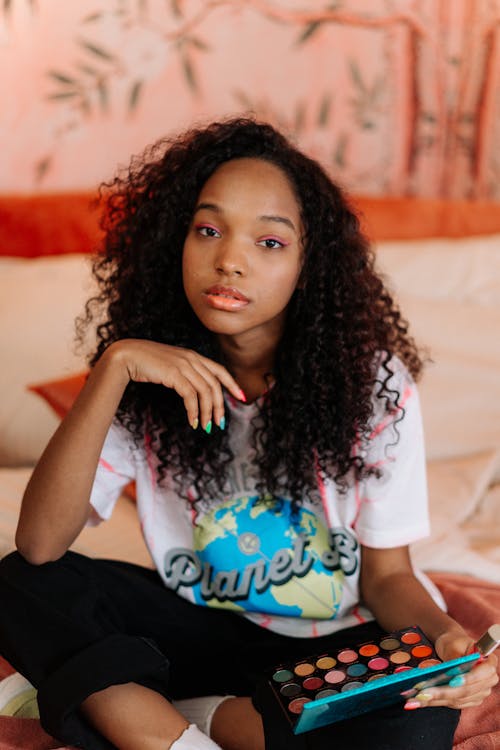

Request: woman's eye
left=258, top=238, right=285, bottom=249
left=197, top=225, right=220, bottom=238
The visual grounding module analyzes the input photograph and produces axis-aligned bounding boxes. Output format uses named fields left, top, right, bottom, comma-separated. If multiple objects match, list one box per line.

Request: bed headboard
left=1, top=193, right=500, bottom=257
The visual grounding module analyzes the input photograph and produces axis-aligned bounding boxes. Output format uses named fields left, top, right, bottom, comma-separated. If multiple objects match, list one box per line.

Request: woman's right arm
left=15, top=339, right=244, bottom=565
left=15, top=343, right=130, bottom=564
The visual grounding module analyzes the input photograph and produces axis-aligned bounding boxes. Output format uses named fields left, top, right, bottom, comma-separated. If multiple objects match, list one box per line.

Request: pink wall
left=1, top=0, right=499, bottom=198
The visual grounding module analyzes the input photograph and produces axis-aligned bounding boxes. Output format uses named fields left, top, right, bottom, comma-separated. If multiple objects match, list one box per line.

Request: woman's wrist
left=93, top=341, right=133, bottom=389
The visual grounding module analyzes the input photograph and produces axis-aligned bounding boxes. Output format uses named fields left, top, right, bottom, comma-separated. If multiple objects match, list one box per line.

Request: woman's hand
left=407, top=629, right=499, bottom=710
left=109, top=339, right=245, bottom=432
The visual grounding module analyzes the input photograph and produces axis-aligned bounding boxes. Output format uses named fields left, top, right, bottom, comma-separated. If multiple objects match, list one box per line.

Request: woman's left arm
left=360, top=544, right=499, bottom=709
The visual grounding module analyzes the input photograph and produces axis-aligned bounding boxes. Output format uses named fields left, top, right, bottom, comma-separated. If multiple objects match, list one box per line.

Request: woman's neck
left=217, top=335, right=277, bottom=403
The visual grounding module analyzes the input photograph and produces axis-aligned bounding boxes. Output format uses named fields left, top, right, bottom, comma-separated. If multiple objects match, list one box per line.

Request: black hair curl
left=78, top=116, right=423, bottom=512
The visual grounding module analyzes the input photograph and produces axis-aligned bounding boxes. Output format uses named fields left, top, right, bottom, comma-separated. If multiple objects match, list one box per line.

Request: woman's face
left=182, top=157, right=304, bottom=348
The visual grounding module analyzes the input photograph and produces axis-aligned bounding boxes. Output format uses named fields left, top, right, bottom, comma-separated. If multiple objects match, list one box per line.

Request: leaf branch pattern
left=31, top=0, right=500, bottom=197
left=162, top=0, right=429, bottom=42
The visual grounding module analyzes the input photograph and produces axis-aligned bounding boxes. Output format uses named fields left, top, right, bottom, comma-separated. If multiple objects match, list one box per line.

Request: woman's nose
left=214, top=240, right=247, bottom=276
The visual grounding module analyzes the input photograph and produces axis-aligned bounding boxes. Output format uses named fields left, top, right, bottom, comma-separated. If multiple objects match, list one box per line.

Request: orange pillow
left=28, top=371, right=88, bottom=418
left=27, top=372, right=137, bottom=502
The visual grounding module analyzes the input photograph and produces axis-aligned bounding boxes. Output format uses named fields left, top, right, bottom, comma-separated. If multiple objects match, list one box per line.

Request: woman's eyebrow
left=194, top=203, right=297, bottom=234
left=259, top=214, right=296, bottom=233
left=194, top=202, right=220, bottom=214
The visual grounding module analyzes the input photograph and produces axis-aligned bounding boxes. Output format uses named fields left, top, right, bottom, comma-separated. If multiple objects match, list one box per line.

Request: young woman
left=0, top=118, right=497, bottom=750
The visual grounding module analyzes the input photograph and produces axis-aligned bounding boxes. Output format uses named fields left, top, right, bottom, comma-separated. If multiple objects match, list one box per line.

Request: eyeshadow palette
left=268, top=625, right=480, bottom=734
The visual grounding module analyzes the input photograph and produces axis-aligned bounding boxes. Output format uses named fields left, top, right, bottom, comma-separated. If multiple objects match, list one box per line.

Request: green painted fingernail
left=449, top=675, right=465, bottom=688
left=219, top=416, right=226, bottom=430
left=205, top=420, right=212, bottom=434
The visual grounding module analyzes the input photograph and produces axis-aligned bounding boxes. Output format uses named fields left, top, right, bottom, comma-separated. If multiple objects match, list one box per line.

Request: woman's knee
left=0, top=549, right=89, bottom=598
left=0, top=549, right=38, bottom=581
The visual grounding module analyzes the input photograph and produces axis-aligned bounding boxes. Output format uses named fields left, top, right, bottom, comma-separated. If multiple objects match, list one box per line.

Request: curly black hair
left=78, top=116, right=423, bottom=511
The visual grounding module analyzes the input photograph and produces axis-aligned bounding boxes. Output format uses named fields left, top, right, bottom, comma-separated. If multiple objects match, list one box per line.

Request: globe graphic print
left=192, top=495, right=344, bottom=619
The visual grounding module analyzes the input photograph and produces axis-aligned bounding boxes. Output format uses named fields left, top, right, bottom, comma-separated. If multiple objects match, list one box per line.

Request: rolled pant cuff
left=37, top=634, right=170, bottom=746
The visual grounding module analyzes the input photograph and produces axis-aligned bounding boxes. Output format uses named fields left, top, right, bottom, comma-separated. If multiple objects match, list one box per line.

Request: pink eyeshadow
left=337, top=649, right=358, bottom=664
left=324, top=669, right=346, bottom=684
left=368, top=657, right=389, bottom=671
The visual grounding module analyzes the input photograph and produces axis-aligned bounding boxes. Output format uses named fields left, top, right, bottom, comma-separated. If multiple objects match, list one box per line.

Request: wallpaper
left=1, top=0, right=499, bottom=198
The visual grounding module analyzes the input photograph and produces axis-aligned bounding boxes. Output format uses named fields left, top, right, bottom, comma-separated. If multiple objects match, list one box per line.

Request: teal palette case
left=267, top=626, right=480, bottom=735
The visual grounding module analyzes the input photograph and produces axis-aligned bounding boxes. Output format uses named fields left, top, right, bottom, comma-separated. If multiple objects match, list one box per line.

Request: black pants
left=0, top=551, right=460, bottom=749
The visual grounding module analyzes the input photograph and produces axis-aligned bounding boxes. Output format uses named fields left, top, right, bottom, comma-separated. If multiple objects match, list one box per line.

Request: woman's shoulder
left=104, top=417, right=146, bottom=457
left=372, top=352, right=415, bottom=391
left=368, top=353, right=419, bottom=427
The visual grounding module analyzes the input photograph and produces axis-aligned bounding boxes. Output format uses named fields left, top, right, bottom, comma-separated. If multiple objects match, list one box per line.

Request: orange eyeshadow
left=412, top=645, right=433, bottom=658
left=401, top=631, right=421, bottom=645
left=294, top=662, right=315, bottom=677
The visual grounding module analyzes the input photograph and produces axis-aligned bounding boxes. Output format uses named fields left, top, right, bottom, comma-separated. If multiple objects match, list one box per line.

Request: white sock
left=172, top=695, right=233, bottom=737
left=170, top=723, right=222, bottom=749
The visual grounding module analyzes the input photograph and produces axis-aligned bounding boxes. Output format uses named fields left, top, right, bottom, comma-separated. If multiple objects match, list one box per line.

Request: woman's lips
left=204, top=285, right=250, bottom=311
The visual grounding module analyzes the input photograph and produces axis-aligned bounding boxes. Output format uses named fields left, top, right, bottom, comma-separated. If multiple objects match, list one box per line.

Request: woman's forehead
left=196, top=158, right=302, bottom=225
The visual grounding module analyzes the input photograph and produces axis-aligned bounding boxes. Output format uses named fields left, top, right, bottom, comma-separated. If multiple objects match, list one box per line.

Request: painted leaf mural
left=0, top=0, right=499, bottom=198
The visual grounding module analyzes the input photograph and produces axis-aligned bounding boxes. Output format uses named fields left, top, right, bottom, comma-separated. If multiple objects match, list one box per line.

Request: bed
left=0, top=192, right=499, bottom=749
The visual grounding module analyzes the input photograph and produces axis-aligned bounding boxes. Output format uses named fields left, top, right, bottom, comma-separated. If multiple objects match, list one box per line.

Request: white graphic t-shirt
left=89, top=361, right=440, bottom=638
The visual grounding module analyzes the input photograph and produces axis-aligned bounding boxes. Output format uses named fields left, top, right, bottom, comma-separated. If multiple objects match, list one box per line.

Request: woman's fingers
left=121, top=341, right=246, bottom=430
left=410, top=688, right=493, bottom=709
left=161, top=367, right=202, bottom=429
left=407, top=654, right=499, bottom=710
left=185, top=359, right=229, bottom=431
left=193, top=353, right=246, bottom=404
left=164, top=350, right=245, bottom=431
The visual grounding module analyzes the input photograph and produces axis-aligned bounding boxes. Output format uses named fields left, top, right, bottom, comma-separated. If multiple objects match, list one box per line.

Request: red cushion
left=27, top=372, right=88, bottom=418
left=0, top=193, right=102, bottom=257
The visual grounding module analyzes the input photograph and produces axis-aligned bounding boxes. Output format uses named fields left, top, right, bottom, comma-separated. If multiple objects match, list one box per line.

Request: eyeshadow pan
left=273, top=669, right=294, bottom=683
left=303, top=676, right=324, bottom=691
left=359, top=644, right=379, bottom=657
left=316, top=656, right=336, bottom=670
left=401, top=631, right=421, bottom=645
left=418, top=658, right=441, bottom=668
left=337, top=649, right=358, bottom=664
left=280, top=683, right=302, bottom=697
left=380, top=637, right=400, bottom=651
left=288, top=697, right=311, bottom=714
left=390, top=651, right=411, bottom=664
left=316, top=688, right=338, bottom=699
left=394, top=665, right=412, bottom=673
left=341, top=680, right=364, bottom=692
left=368, top=656, right=389, bottom=671
left=347, top=663, right=368, bottom=677
left=295, top=662, right=315, bottom=677
left=324, top=669, right=346, bottom=684
left=412, top=645, right=433, bottom=659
